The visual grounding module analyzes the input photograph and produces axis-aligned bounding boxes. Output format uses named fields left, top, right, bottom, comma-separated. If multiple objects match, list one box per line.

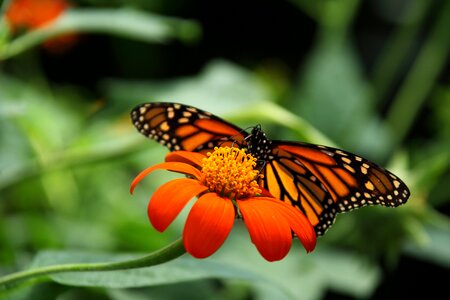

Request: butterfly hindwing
left=259, top=152, right=336, bottom=235
left=267, top=141, right=410, bottom=235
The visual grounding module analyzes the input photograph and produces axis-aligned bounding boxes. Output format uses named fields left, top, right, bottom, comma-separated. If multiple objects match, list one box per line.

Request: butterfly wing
left=261, top=141, right=410, bottom=235
left=131, top=102, right=248, bottom=154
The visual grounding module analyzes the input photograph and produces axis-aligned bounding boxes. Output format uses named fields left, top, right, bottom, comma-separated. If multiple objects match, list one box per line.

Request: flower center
left=201, top=146, right=262, bottom=199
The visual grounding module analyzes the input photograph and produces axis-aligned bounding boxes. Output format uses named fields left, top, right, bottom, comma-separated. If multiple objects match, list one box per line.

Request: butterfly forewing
left=131, top=103, right=247, bottom=154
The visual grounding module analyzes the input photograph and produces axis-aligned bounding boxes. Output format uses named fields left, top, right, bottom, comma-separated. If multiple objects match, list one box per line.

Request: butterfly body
left=246, top=125, right=274, bottom=162
left=131, top=102, right=410, bottom=236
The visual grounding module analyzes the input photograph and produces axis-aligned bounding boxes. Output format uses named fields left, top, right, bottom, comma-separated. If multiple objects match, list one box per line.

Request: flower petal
left=130, top=162, right=202, bottom=194
left=148, top=178, right=208, bottom=232
left=183, top=193, right=235, bottom=259
left=251, top=197, right=317, bottom=253
left=238, top=199, right=292, bottom=261
left=165, top=151, right=206, bottom=168
left=273, top=203, right=317, bottom=253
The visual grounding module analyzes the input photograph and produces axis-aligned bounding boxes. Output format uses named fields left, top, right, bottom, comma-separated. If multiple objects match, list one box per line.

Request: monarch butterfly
left=131, top=102, right=410, bottom=236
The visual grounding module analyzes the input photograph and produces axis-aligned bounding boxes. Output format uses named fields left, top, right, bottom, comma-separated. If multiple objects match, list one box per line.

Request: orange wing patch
left=181, top=132, right=215, bottom=151
left=196, top=119, right=242, bottom=136
left=271, top=161, right=299, bottom=201
left=279, top=145, right=336, bottom=165
left=265, top=164, right=281, bottom=199
left=175, top=125, right=198, bottom=137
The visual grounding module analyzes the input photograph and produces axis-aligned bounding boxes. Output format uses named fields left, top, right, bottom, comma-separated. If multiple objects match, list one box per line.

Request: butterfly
left=131, top=102, right=410, bottom=236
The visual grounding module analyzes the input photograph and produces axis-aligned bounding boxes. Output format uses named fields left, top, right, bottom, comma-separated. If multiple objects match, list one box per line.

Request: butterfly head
left=247, top=125, right=272, bottom=161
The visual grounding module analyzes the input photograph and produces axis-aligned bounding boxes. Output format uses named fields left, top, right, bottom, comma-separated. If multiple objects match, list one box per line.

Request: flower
left=130, top=147, right=316, bottom=262
left=5, top=0, right=77, bottom=53
left=5, top=0, right=69, bottom=32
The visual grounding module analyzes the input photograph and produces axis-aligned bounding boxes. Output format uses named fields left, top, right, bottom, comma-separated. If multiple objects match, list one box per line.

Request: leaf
left=211, top=228, right=381, bottom=299
left=0, top=282, right=67, bottom=300
left=30, top=251, right=268, bottom=289
left=107, top=281, right=226, bottom=300
left=291, top=39, right=391, bottom=160
left=404, top=223, right=450, bottom=268
left=102, top=60, right=271, bottom=116
left=313, top=247, right=381, bottom=297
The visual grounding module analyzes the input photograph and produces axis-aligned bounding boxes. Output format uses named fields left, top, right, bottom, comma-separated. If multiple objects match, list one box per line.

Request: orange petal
left=237, top=199, right=292, bottom=261
left=130, top=162, right=202, bottom=194
left=254, top=197, right=316, bottom=253
left=148, top=178, right=208, bottom=232
left=183, top=193, right=235, bottom=259
left=5, top=0, right=68, bottom=31
left=165, top=151, right=206, bottom=168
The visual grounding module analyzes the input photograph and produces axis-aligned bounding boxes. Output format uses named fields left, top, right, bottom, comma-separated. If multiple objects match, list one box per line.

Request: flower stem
left=0, top=238, right=185, bottom=290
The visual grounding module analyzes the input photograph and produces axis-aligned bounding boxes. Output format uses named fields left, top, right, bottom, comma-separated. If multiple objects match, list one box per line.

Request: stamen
left=201, top=147, right=262, bottom=199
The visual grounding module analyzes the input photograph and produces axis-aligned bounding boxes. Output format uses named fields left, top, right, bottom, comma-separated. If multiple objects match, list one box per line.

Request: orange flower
left=5, top=0, right=69, bottom=32
left=5, top=0, right=78, bottom=53
left=131, top=147, right=316, bottom=262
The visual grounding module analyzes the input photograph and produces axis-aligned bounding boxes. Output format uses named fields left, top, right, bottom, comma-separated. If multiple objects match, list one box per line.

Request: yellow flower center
left=201, top=146, right=262, bottom=199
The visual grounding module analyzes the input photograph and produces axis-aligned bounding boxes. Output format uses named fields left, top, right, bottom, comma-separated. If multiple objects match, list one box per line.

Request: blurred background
left=0, top=0, right=449, bottom=299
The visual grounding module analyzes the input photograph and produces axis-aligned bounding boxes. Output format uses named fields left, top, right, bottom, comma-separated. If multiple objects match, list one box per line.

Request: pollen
left=201, top=146, right=262, bottom=199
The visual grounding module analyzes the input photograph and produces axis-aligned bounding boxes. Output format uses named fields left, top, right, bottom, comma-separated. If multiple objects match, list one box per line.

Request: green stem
left=0, top=238, right=186, bottom=289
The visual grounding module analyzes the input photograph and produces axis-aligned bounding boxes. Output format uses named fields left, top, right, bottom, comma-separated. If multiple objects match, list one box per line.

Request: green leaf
left=292, top=39, right=391, bottom=160
left=103, top=60, right=270, bottom=116
left=30, top=251, right=266, bottom=289
left=0, top=281, right=68, bottom=300
left=207, top=227, right=381, bottom=299
left=404, top=222, right=450, bottom=268
left=107, top=281, right=230, bottom=300
left=313, top=247, right=381, bottom=297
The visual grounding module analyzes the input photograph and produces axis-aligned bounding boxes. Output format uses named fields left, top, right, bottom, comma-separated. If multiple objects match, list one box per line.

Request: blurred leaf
left=30, top=251, right=272, bottom=290
left=371, top=0, right=431, bottom=105
left=107, top=281, right=232, bottom=300
left=431, top=86, right=450, bottom=141
left=0, top=8, right=201, bottom=60
left=404, top=220, right=450, bottom=268
left=212, top=228, right=381, bottom=300
left=0, top=281, right=67, bottom=300
left=288, top=0, right=359, bottom=31
left=103, top=60, right=271, bottom=116
left=413, top=149, right=450, bottom=196
left=291, top=39, right=391, bottom=160
left=386, top=0, right=450, bottom=149
left=314, top=247, right=380, bottom=297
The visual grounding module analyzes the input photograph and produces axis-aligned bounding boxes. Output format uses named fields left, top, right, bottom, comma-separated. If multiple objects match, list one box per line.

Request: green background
left=0, top=0, right=449, bottom=299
